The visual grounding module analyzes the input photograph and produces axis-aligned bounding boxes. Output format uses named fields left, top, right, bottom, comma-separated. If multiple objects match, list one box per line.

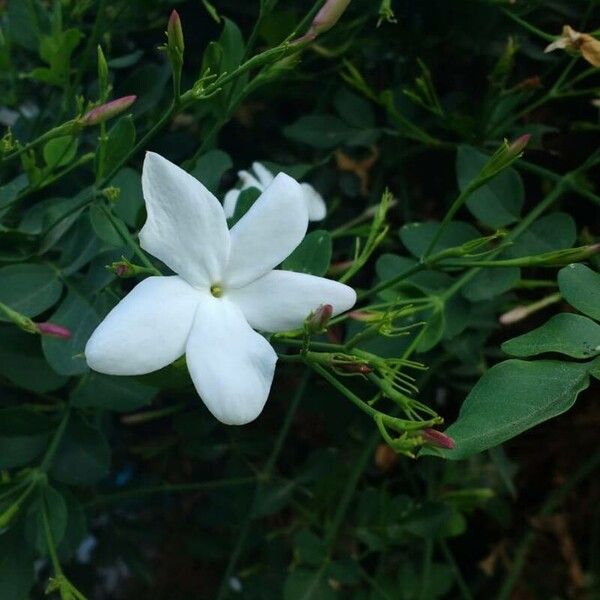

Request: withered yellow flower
left=544, top=25, right=600, bottom=67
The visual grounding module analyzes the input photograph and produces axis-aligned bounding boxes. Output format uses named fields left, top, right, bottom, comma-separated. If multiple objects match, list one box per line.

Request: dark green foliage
left=0, top=1, right=598, bottom=599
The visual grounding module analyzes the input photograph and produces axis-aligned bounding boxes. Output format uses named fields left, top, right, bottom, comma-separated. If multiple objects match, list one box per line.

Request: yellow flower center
left=210, top=284, right=223, bottom=298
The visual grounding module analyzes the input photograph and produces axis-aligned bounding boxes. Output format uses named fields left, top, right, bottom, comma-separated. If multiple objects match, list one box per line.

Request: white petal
left=140, top=152, right=230, bottom=287
left=229, top=270, right=356, bottom=332
left=223, top=189, right=240, bottom=218
left=85, top=276, right=200, bottom=375
left=251, top=162, right=275, bottom=188
left=186, top=296, right=277, bottom=425
left=301, top=183, right=327, bottom=221
left=237, top=170, right=262, bottom=190
left=225, top=173, right=308, bottom=288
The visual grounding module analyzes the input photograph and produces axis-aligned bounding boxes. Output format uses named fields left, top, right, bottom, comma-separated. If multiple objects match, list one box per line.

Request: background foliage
left=0, top=0, right=599, bottom=598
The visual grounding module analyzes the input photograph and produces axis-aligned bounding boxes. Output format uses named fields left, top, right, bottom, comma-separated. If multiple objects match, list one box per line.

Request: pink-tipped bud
left=508, top=134, right=531, bottom=156
left=168, top=10, right=185, bottom=54
left=36, top=322, right=72, bottom=339
left=348, top=310, right=372, bottom=322
left=114, top=263, right=130, bottom=277
left=307, top=304, right=333, bottom=332
left=80, top=95, right=136, bottom=126
left=294, top=0, right=351, bottom=43
left=311, top=0, right=351, bottom=36
left=422, top=428, right=455, bottom=449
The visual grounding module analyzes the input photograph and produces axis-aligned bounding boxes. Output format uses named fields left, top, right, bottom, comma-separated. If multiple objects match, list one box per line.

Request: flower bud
left=168, top=10, right=185, bottom=57
left=311, top=0, right=351, bottom=36
left=306, top=304, right=333, bottom=333
left=422, top=428, right=455, bottom=449
left=294, top=0, right=352, bottom=43
left=336, top=362, right=373, bottom=374
left=79, top=95, right=136, bottom=126
left=507, top=134, right=531, bottom=158
left=36, top=322, right=72, bottom=339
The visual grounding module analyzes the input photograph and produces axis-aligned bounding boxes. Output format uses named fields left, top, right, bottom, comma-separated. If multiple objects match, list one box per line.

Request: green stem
left=40, top=409, right=71, bottom=473
left=89, top=476, right=257, bottom=507
left=501, top=8, right=555, bottom=42
left=440, top=540, right=473, bottom=600
left=100, top=204, right=160, bottom=275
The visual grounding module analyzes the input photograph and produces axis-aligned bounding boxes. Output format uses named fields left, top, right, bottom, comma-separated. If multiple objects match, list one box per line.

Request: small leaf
left=230, top=187, right=261, bottom=226
left=89, top=204, right=123, bottom=246
left=456, top=145, right=524, bottom=228
left=50, top=413, right=111, bottom=486
left=42, top=290, right=104, bottom=376
left=429, top=359, right=592, bottom=460
left=99, top=115, right=135, bottom=179
left=0, top=263, right=63, bottom=318
left=502, top=313, right=600, bottom=359
left=70, top=372, right=158, bottom=412
left=25, top=486, right=68, bottom=555
left=111, top=167, right=144, bottom=227
left=462, top=267, right=520, bottom=301
left=0, top=327, right=68, bottom=393
left=558, top=264, right=600, bottom=321
left=190, top=149, right=232, bottom=194
left=282, top=230, right=332, bottom=276
left=399, top=220, right=480, bottom=258
left=43, top=136, right=78, bottom=170
left=505, top=212, right=576, bottom=258
left=0, top=408, right=53, bottom=469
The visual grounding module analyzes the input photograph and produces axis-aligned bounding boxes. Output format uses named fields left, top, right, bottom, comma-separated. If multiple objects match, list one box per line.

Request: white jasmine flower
left=223, top=162, right=327, bottom=222
left=85, top=153, right=355, bottom=425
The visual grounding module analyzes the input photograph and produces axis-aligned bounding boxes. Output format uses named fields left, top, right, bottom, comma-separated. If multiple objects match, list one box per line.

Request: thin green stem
left=440, top=540, right=473, bottom=600
left=89, top=476, right=257, bottom=507
left=40, top=409, right=71, bottom=473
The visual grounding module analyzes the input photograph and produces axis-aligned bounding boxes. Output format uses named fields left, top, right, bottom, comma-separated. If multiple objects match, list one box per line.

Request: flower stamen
left=210, top=284, right=223, bottom=298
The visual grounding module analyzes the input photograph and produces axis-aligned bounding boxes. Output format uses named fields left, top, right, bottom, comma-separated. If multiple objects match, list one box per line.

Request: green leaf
left=7, top=0, right=45, bottom=51
left=333, top=87, right=375, bottom=128
left=282, top=230, right=332, bottom=276
left=456, top=145, right=524, bottom=228
left=42, top=136, right=78, bottom=170
left=0, top=408, right=53, bottom=469
left=25, top=485, right=68, bottom=555
left=399, top=220, right=480, bottom=258
left=431, top=359, right=591, bottom=460
left=0, top=327, right=68, bottom=393
left=505, top=212, right=576, bottom=258
left=190, top=149, right=232, bottom=194
left=57, top=488, right=88, bottom=561
left=42, top=290, right=103, bottom=376
left=50, top=413, right=111, bottom=486
left=502, top=313, right=600, bottom=359
left=0, top=526, right=34, bottom=600
left=403, top=501, right=466, bottom=539
left=230, top=187, right=261, bottom=226
left=558, top=264, right=600, bottom=321
left=293, top=530, right=327, bottom=567
left=0, top=263, right=63, bottom=318
left=89, top=204, right=123, bottom=246
left=462, top=267, right=520, bottom=301
left=284, top=115, right=377, bottom=149
left=283, top=567, right=336, bottom=600
left=71, top=372, right=158, bottom=412
left=99, top=115, right=135, bottom=179
left=111, top=167, right=144, bottom=227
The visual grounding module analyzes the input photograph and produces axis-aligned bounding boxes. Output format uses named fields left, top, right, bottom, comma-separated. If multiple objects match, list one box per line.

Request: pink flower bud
left=422, top=428, right=455, bottom=449
left=114, top=263, right=130, bottom=277
left=168, top=10, right=185, bottom=55
left=507, top=134, right=531, bottom=156
left=307, top=304, right=333, bottom=332
left=311, top=0, right=352, bottom=36
left=36, top=322, right=72, bottom=339
left=80, top=95, right=137, bottom=126
left=293, top=0, right=352, bottom=44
